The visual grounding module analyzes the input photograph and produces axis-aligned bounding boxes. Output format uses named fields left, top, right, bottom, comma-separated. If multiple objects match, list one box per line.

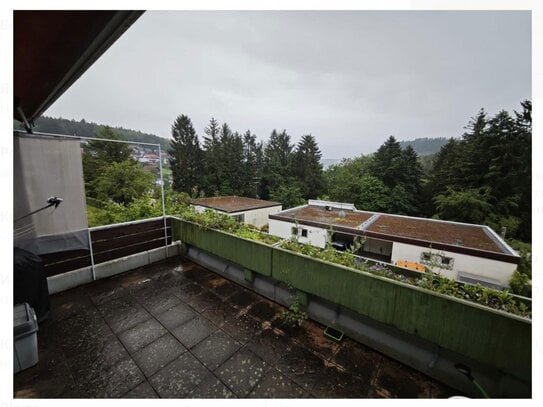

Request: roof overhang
left=14, top=10, right=144, bottom=126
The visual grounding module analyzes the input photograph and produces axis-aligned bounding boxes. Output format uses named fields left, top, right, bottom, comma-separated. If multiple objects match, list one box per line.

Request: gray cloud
left=46, top=10, right=531, bottom=158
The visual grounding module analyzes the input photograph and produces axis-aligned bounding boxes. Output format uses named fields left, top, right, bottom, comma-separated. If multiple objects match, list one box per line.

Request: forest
left=43, top=100, right=530, bottom=256
left=15, top=115, right=170, bottom=149
left=167, top=101, right=531, bottom=244
left=398, top=137, right=449, bottom=156
left=67, top=100, right=531, bottom=291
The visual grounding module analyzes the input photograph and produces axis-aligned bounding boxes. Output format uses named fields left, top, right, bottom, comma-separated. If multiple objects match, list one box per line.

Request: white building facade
left=191, top=196, right=282, bottom=229
left=269, top=200, right=519, bottom=289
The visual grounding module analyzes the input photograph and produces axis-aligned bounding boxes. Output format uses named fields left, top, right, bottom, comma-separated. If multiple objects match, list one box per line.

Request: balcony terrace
left=12, top=12, right=531, bottom=399
left=14, top=256, right=456, bottom=398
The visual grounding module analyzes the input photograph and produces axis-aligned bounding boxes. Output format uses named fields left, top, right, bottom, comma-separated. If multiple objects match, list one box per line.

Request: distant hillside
left=15, top=116, right=170, bottom=149
left=399, top=137, right=449, bottom=156
left=321, top=158, right=342, bottom=169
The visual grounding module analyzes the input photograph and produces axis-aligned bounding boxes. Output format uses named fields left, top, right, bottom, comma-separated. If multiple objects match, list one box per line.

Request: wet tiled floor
left=14, top=257, right=459, bottom=398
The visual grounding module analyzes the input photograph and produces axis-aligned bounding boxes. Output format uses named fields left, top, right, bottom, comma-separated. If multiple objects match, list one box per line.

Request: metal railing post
left=158, top=144, right=168, bottom=249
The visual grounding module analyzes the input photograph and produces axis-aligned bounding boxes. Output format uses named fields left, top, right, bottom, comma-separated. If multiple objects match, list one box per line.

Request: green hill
left=15, top=116, right=170, bottom=149
left=398, top=137, right=449, bottom=156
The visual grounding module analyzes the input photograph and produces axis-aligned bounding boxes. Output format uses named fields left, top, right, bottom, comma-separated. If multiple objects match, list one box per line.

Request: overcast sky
left=46, top=10, right=531, bottom=158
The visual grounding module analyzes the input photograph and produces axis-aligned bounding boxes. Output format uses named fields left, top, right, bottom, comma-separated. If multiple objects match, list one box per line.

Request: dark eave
left=14, top=10, right=143, bottom=125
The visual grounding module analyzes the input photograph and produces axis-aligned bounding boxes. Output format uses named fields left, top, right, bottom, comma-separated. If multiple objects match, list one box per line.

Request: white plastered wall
left=390, top=241, right=517, bottom=287
left=192, top=205, right=282, bottom=228
left=362, top=238, right=393, bottom=257
left=232, top=205, right=282, bottom=228
left=269, top=219, right=328, bottom=248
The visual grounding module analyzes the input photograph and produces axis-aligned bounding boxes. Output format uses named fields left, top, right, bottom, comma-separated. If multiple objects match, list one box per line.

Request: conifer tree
left=260, top=130, right=294, bottom=199
left=293, top=134, right=324, bottom=199
left=241, top=130, right=263, bottom=197
left=202, top=117, right=221, bottom=195
left=369, top=135, right=404, bottom=188
left=168, top=114, right=202, bottom=194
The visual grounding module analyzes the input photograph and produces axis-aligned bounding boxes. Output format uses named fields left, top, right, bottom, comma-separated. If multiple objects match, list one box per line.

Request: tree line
left=323, top=100, right=531, bottom=242
left=398, top=137, right=449, bottom=155
left=168, top=115, right=324, bottom=208
left=18, top=115, right=170, bottom=149
left=169, top=100, right=531, bottom=242
left=428, top=101, right=531, bottom=242
left=76, top=99, right=531, bottom=245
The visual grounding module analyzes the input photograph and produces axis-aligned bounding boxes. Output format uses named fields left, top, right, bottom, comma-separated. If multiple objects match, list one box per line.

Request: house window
left=421, top=253, right=432, bottom=262
left=301, top=229, right=308, bottom=238
left=420, top=252, right=454, bottom=269
left=291, top=227, right=298, bottom=236
left=232, top=214, right=245, bottom=223
left=441, top=256, right=452, bottom=266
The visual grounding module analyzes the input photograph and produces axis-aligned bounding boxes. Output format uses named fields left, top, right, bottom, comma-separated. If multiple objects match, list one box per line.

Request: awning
left=14, top=10, right=143, bottom=126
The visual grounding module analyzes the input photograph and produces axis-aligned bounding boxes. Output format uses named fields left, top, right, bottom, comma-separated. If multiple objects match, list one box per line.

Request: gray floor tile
left=221, top=311, right=263, bottom=343
left=74, top=357, right=145, bottom=398
left=245, top=327, right=295, bottom=365
left=248, top=369, right=307, bottom=398
left=228, top=290, right=262, bottom=309
left=374, top=358, right=433, bottom=398
left=174, top=281, right=205, bottom=302
left=67, top=338, right=129, bottom=379
left=98, top=296, right=152, bottom=334
left=155, top=302, right=196, bottom=330
left=118, top=318, right=167, bottom=353
left=183, top=290, right=223, bottom=313
left=138, top=290, right=182, bottom=315
left=211, top=280, right=244, bottom=300
left=275, top=342, right=327, bottom=391
left=310, top=363, right=371, bottom=398
left=192, top=330, right=242, bottom=371
left=133, top=333, right=187, bottom=377
left=123, top=380, right=158, bottom=398
left=247, top=300, right=282, bottom=322
left=171, top=316, right=218, bottom=348
left=149, top=352, right=212, bottom=398
left=215, top=348, right=268, bottom=397
left=187, top=376, right=237, bottom=399
left=201, top=301, right=239, bottom=327
left=332, top=338, right=383, bottom=380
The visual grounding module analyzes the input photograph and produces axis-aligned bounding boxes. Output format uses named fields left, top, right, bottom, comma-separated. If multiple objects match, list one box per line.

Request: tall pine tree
left=202, top=117, right=221, bottom=195
left=260, top=130, right=294, bottom=199
left=369, top=136, right=404, bottom=188
left=216, top=124, right=245, bottom=195
left=168, top=114, right=202, bottom=194
left=293, top=134, right=324, bottom=199
left=240, top=130, right=263, bottom=197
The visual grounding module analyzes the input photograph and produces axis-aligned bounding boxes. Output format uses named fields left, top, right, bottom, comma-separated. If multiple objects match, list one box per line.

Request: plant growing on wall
left=279, top=239, right=530, bottom=318
left=281, top=296, right=308, bottom=327
left=178, top=207, right=281, bottom=245
left=347, top=236, right=366, bottom=255
left=172, top=207, right=531, bottom=318
left=509, top=271, right=530, bottom=296
left=280, top=285, right=308, bottom=327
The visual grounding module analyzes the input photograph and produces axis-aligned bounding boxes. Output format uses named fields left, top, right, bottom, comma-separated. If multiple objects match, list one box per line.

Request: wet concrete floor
left=14, top=256, right=459, bottom=398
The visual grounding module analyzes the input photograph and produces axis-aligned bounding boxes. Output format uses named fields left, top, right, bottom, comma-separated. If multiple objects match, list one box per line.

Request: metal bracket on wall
left=16, top=106, right=33, bottom=133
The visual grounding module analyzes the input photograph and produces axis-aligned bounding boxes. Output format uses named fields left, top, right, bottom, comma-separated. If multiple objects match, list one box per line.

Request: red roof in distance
left=190, top=196, right=282, bottom=213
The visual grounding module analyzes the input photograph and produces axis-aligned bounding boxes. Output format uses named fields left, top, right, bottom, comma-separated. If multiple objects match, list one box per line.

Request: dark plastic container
left=14, top=303, right=39, bottom=373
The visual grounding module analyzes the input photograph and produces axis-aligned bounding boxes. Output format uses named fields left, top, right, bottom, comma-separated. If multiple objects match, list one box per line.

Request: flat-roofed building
left=190, top=196, right=282, bottom=228
left=269, top=200, right=520, bottom=289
